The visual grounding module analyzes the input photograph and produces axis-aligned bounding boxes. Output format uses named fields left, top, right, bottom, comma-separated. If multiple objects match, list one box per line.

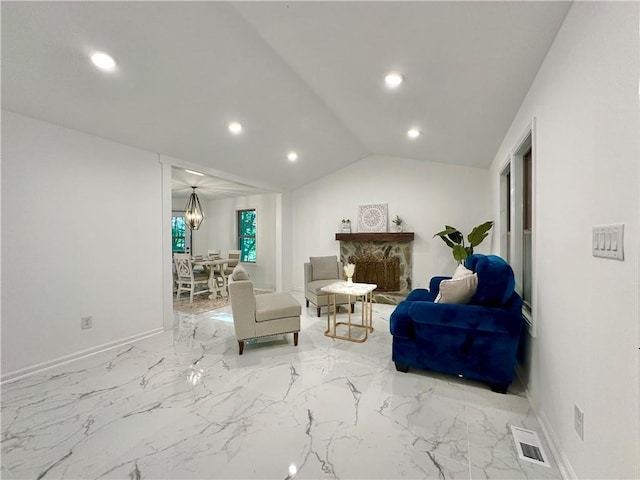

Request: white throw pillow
left=435, top=273, right=478, bottom=304
left=452, top=263, right=474, bottom=279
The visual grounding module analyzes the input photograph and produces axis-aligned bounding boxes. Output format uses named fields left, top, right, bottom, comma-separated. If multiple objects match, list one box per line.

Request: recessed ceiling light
left=184, top=169, right=204, bottom=176
left=90, top=52, right=116, bottom=71
left=407, top=128, right=421, bottom=139
left=385, top=72, right=404, bottom=89
left=287, top=151, right=298, bottom=162
left=228, top=122, right=243, bottom=134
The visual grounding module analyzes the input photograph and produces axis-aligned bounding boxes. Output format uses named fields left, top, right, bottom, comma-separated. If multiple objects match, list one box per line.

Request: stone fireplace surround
left=335, top=232, right=415, bottom=305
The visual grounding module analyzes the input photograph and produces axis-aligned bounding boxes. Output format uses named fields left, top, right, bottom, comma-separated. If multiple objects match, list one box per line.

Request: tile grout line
left=463, top=377, right=474, bottom=480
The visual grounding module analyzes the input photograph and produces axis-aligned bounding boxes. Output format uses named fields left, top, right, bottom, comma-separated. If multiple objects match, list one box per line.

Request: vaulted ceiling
left=2, top=1, right=571, bottom=196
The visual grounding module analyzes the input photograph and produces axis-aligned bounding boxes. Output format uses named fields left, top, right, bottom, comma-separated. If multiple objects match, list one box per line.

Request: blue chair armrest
left=405, top=289, right=437, bottom=302
left=429, top=276, right=451, bottom=296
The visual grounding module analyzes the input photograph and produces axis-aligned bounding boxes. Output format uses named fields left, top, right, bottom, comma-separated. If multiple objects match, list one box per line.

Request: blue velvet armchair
left=389, top=254, right=524, bottom=393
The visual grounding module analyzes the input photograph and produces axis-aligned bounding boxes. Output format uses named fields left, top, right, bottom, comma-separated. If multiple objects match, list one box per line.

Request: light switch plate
left=592, top=224, right=624, bottom=260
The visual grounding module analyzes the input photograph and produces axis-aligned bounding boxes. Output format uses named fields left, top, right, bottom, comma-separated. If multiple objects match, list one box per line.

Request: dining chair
left=207, top=250, right=227, bottom=297
left=223, top=250, right=242, bottom=276
left=172, top=261, right=178, bottom=294
left=191, top=254, right=207, bottom=275
left=174, top=253, right=210, bottom=303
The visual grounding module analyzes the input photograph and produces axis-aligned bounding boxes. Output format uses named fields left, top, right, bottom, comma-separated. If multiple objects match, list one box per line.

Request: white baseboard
left=1, top=328, right=165, bottom=385
left=537, top=410, right=578, bottom=480
left=516, top=368, right=577, bottom=480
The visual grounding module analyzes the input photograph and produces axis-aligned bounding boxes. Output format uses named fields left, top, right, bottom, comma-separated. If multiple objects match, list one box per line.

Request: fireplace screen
left=349, top=255, right=400, bottom=292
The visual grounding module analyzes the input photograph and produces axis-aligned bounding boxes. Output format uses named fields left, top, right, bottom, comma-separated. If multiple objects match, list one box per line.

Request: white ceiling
left=171, top=167, right=267, bottom=200
left=2, top=1, right=571, bottom=195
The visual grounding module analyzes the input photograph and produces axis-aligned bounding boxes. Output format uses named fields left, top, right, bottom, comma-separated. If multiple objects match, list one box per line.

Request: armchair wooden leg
left=294, top=332, right=299, bottom=346
left=351, top=303, right=355, bottom=313
left=238, top=341, right=244, bottom=355
left=394, top=362, right=409, bottom=373
left=306, top=299, right=309, bottom=307
left=490, top=384, right=508, bottom=394
left=317, top=307, right=321, bottom=317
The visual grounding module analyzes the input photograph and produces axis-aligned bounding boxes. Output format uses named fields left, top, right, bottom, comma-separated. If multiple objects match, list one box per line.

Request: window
left=522, top=148, right=533, bottom=309
left=502, top=167, right=512, bottom=262
left=500, top=123, right=535, bottom=329
left=172, top=215, right=187, bottom=253
left=237, top=209, right=256, bottom=262
left=172, top=212, right=193, bottom=254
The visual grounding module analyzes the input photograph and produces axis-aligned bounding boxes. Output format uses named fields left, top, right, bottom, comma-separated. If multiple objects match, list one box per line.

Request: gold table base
left=324, top=289, right=375, bottom=343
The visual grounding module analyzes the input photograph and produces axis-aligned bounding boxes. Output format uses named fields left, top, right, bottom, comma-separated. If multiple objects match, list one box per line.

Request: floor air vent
left=510, top=426, right=550, bottom=468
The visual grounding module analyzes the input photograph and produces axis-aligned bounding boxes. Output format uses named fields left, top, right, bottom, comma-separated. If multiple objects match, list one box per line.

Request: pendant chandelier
left=184, top=186, right=205, bottom=231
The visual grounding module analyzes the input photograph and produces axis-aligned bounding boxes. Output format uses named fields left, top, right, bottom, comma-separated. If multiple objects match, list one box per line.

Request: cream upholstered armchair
left=228, top=265, right=301, bottom=355
left=304, top=255, right=353, bottom=317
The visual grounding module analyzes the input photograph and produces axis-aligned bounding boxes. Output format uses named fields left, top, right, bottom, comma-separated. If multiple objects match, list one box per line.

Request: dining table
left=192, top=258, right=230, bottom=300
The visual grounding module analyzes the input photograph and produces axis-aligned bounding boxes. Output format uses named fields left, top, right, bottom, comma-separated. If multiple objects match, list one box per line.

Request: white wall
left=489, top=3, right=639, bottom=478
left=1, top=111, right=164, bottom=377
left=182, top=193, right=279, bottom=290
left=290, top=154, right=491, bottom=291
left=1, top=112, right=3, bottom=369
left=280, top=191, right=294, bottom=292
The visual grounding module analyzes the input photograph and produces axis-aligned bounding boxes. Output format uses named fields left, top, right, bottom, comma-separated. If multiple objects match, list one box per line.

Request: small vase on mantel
left=392, top=215, right=404, bottom=233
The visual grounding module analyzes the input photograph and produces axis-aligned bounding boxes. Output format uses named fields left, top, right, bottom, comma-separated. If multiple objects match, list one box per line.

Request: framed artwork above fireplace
left=357, top=203, right=388, bottom=232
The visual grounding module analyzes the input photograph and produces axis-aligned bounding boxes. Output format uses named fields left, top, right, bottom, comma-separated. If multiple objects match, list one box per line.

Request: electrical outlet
left=574, top=404, right=584, bottom=440
left=81, top=316, right=93, bottom=330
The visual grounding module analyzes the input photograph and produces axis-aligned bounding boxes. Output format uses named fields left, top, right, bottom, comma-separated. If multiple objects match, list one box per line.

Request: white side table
left=321, top=281, right=377, bottom=342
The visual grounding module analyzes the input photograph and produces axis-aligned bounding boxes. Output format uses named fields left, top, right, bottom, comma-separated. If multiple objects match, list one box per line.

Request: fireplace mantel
left=335, top=232, right=414, bottom=243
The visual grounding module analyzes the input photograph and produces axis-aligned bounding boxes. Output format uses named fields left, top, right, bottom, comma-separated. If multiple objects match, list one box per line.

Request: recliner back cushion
left=310, top=256, right=339, bottom=281
left=465, top=254, right=515, bottom=307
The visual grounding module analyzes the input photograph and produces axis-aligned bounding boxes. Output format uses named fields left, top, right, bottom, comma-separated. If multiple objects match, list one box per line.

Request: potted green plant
left=392, top=215, right=404, bottom=232
left=433, top=221, right=494, bottom=262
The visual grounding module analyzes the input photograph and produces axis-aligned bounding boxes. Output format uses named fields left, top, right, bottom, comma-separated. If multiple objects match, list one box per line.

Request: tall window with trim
left=237, top=209, right=257, bottom=263
left=172, top=215, right=187, bottom=253
left=501, top=135, right=533, bottom=317
left=505, top=168, right=511, bottom=262
left=522, top=148, right=533, bottom=310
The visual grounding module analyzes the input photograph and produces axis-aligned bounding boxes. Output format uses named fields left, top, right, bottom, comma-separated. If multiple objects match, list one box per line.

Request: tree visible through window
left=172, top=215, right=187, bottom=253
left=237, top=209, right=256, bottom=262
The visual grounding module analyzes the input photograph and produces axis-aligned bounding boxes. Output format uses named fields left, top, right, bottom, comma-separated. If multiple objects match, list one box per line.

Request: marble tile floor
left=1, top=291, right=562, bottom=480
